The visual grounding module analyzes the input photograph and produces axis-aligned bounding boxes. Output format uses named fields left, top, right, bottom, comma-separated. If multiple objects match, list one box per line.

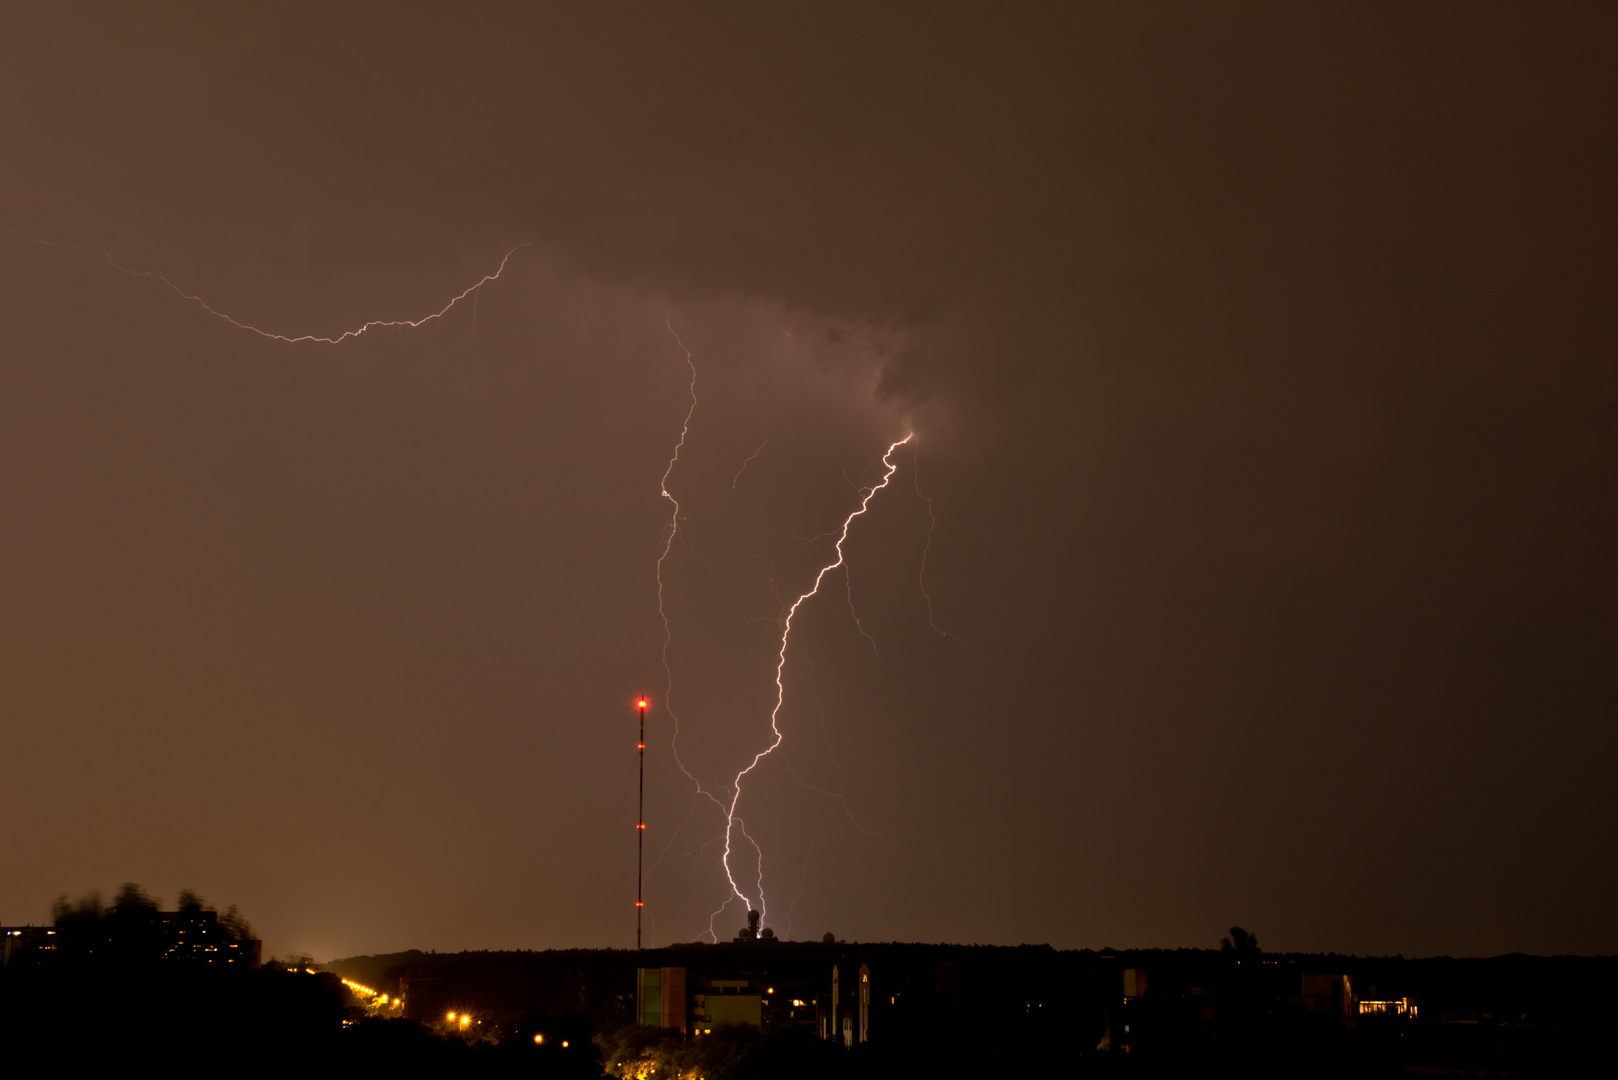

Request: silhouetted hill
left=326, top=941, right=1618, bottom=1077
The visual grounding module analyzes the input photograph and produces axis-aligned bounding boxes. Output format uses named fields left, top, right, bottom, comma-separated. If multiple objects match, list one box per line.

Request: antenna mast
left=636, top=697, right=647, bottom=951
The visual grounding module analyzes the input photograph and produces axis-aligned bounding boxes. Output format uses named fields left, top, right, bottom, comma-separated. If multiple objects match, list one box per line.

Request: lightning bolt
left=710, top=431, right=915, bottom=931
left=730, top=440, right=769, bottom=490
left=654, top=317, right=699, bottom=745
left=47, top=239, right=936, bottom=944
left=39, top=241, right=528, bottom=344
left=44, top=241, right=749, bottom=937
left=844, top=558, right=880, bottom=656
left=648, top=319, right=743, bottom=935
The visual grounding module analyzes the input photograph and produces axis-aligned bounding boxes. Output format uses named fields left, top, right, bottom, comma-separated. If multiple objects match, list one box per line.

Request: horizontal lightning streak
left=44, top=241, right=529, bottom=344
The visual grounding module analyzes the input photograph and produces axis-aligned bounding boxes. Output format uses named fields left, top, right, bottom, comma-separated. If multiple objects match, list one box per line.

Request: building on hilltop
left=158, top=905, right=260, bottom=965
left=40, top=887, right=260, bottom=967
left=0, top=926, right=58, bottom=967
left=13, top=908, right=258, bottom=966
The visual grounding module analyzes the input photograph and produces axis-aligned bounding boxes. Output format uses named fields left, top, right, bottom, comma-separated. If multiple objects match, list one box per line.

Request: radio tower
left=635, top=697, right=648, bottom=951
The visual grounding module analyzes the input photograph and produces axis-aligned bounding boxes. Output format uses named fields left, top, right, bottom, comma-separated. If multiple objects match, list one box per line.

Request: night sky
left=1, top=4, right=1613, bottom=961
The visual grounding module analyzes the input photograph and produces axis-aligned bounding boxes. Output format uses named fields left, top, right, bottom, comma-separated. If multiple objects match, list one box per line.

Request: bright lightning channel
left=647, top=321, right=759, bottom=943
left=709, top=431, right=915, bottom=935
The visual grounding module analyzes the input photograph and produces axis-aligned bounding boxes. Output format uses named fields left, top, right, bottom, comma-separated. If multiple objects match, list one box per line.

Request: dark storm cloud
left=0, top=3, right=1612, bottom=956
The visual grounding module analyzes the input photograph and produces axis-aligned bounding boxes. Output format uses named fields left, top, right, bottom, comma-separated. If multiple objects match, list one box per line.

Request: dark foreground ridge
left=320, top=936, right=1616, bottom=1077
left=4, top=905, right=1615, bottom=1076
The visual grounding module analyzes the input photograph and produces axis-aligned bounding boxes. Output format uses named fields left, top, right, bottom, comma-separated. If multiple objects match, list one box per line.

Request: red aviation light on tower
left=637, top=698, right=648, bottom=709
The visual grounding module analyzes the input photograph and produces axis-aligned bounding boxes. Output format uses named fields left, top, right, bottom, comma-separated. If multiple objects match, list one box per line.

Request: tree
left=1221, top=926, right=1260, bottom=956
left=52, top=890, right=104, bottom=925
left=113, top=883, right=159, bottom=915
left=220, top=905, right=254, bottom=943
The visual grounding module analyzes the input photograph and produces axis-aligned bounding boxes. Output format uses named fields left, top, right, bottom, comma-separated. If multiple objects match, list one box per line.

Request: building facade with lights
left=636, top=966, right=689, bottom=1032
left=0, top=926, right=57, bottom=967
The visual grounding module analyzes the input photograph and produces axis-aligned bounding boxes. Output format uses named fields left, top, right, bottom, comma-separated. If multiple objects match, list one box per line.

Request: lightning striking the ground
left=648, top=320, right=765, bottom=940
left=709, top=432, right=915, bottom=934
left=51, top=239, right=945, bottom=945
left=43, top=241, right=529, bottom=345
